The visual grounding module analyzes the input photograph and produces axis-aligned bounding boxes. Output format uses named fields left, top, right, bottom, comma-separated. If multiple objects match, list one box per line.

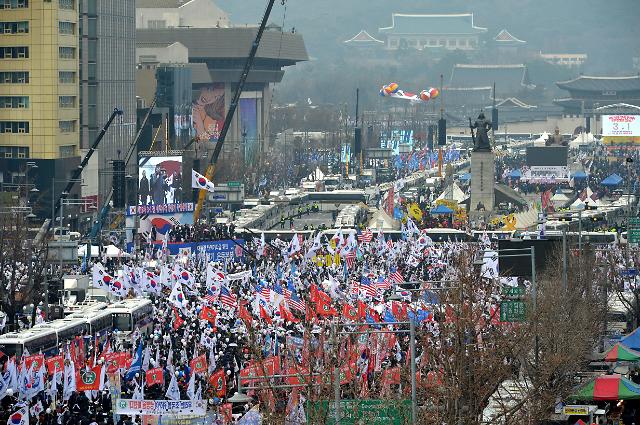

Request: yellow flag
left=408, top=203, right=423, bottom=221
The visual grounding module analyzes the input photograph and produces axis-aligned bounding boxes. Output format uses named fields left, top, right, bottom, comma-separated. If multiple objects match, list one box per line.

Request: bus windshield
left=113, top=313, right=132, bottom=331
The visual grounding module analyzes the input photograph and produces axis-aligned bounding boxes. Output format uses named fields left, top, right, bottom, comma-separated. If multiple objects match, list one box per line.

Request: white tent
left=306, top=167, right=325, bottom=181
left=436, top=182, right=466, bottom=204
left=551, top=192, right=570, bottom=205
left=105, top=244, right=130, bottom=258
left=533, top=132, right=549, bottom=147
left=569, top=132, right=598, bottom=148
left=368, top=209, right=400, bottom=230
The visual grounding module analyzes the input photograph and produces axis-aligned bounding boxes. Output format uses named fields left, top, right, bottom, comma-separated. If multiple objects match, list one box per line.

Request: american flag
left=345, top=250, right=356, bottom=268
left=359, top=275, right=377, bottom=298
left=389, top=267, right=404, bottom=284
left=204, top=287, right=217, bottom=305
left=283, top=281, right=306, bottom=312
left=386, top=238, right=394, bottom=250
left=219, top=286, right=237, bottom=308
left=375, top=276, right=392, bottom=291
left=357, top=229, right=373, bottom=243
left=257, top=281, right=271, bottom=302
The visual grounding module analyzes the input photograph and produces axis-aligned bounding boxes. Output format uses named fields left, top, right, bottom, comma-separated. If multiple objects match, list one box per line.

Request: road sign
left=502, top=287, right=524, bottom=297
left=308, top=400, right=411, bottom=425
left=500, top=301, right=526, bottom=322
left=226, top=181, right=241, bottom=187
left=630, top=229, right=640, bottom=244
left=629, top=218, right=640, bottom=226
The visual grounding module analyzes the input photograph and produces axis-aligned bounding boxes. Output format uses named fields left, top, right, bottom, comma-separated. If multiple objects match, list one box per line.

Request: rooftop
left=556, top=75, right=640, bottom=92
left=136, top=27, right=308, bottom=64
left=344, top=30, right=384, bottom=45
left=136, top=0, right=189, bottom=8
left=449, top=64, right=534, bottom=94
left=494, top=29, right=526, bottom=44
left=379, top=13, right=487, bottom=36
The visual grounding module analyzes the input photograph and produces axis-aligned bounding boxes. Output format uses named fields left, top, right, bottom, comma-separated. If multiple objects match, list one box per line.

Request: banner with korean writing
left=115, top=399, right=207, bottom=416
left=143, top=239, right=245, bottom=262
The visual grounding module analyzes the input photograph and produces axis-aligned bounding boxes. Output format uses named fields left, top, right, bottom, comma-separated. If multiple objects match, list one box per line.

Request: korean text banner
left=115, top=399, right=206, bottom=416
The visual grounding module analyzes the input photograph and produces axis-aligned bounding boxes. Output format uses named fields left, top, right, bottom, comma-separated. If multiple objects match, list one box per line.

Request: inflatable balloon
left=386, top=82, right=399, bottom=94
left=380, top=83, right=438, bottom=104
left=428, top=87, right=439, bottom=99
left=419, top=90, right=431, bottom=102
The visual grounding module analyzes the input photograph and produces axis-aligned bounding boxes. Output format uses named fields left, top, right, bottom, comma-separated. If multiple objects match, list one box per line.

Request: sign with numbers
left=602, top=115, right=640, bottom=137
left=500, top=301, right=526, bottom=322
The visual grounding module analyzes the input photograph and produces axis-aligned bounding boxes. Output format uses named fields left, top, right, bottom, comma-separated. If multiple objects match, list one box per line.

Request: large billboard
left=602, top=115, right=640, bottom=137
left=193, top=84, right=225, bottom=143
left=380, top=130, right=414, bottom=154
left=526, top=147, right=568, bottom=166
left=239, top=97, right=259, bottom=165
left=138, top=156, right=183, bottom=207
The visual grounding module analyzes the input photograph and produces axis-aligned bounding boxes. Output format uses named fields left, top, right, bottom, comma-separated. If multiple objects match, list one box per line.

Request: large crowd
left=0, top=224, right=497, bottom=424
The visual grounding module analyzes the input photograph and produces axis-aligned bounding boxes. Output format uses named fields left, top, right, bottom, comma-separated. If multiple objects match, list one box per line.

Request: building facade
left=378, top=13, right=487, bottom=51
left=0, top=0, right=80, bottom=160
left=79, top=0, right=136, bottom=206
left=136, top=0, right=229, bottom=29
left=555, top=75, right=640, bottom=115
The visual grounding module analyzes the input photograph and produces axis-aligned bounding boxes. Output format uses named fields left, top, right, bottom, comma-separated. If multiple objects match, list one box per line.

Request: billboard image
left=193, top=84, right=225, bottom=143
left=603, top=115, right=640, bottom=137
left=239, top=97, right=259, bottom=165
left=138, top=156, right=183, bottom=206
left=137, top=212, right=194, bottom=238
left=380, top=130, right=414, bottom=154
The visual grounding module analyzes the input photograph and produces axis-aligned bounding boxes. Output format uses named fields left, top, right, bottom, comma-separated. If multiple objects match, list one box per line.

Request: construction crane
left=193, top=0, right=278, bottom=222
left=88, top=97, right=157, bottom=243
left=50, top=108, right=123, bottom=233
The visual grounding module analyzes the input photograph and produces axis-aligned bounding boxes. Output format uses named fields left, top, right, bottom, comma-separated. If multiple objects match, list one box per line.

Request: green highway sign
left=629, top=229, right=640, bottom=244
left=307, top=400, right=411, bottom=425
left=629, top=218, right=640, bottom=226
left=226, top=181, right=241, bottom=187
left=500, top=301, right=526, bottom=322
left=502, top=287, right=524, bottom=297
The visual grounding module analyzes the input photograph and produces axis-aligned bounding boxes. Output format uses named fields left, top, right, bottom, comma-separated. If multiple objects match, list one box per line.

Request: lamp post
left=25, top=162, right=38, bottom=217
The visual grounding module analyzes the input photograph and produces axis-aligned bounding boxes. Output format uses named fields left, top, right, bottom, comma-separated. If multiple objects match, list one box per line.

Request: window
left=58, top=21, right=75, bottom=35
left=59, top=71, right=75, bottom=83
left=0, top=121, right=29, bottom=133
left=0, top=21, right=29, bottom=34
left=59, top=0, right=73, bottom=9
left=59, top=120, right=75, bottom=133
left=147, top=20, right=166, bottom=29
left=1, top=0, right=28, bottom=9
left=0, top=96, right=28, bottom=108
left=0, top=47, right=29, bottom=59
left=0, top=71, right=29, bottom=83
left=59, top=145, right=75, bottom=157
left=58, top=47, right=75, bottom=59
left=58, top=96, right=75, bottom=108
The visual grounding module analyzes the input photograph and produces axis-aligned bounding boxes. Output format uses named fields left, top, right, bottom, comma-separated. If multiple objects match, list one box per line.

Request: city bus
left=34, top=318, right=87, bottom=347
left=66, top=309, right=114, bottom=337
left=107, top=298, right=153, bottom=338
left=0, top=328, right=58, bottom=358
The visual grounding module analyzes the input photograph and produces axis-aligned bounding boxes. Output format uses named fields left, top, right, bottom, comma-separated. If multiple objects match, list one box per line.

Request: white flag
left=165, top=373, right=180, bottom=401
left=191, top=169, right=215, bottom=192
left=186, top=370, right=196, bottom=401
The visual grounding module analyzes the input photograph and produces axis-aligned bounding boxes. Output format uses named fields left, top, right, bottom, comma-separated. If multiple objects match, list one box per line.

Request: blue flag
left=384, top=309, right=397, bottom=323
left=125, top=342, right=143, bottom=381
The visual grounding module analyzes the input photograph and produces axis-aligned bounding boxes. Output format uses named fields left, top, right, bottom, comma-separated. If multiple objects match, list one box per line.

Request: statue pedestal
left=469, top=150, right=495, bottom=224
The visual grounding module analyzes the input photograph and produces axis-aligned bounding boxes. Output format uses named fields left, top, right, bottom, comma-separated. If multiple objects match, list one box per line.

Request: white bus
left=34, top=318, right=88, bottom=347
left=66, top=309, right=114, bottom=337
left=0, top=328, right=58, bottom=358
left=107, top=298, right=153, bottom=337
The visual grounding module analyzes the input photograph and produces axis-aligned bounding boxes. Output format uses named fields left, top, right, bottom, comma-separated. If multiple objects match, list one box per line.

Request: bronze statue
left=469, top=112, right=493, bottom=152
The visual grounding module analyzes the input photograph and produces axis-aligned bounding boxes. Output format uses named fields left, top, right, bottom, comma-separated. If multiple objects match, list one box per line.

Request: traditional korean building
left=378, top=13, right=487, bottom=51
left=555, top=75, right=640, bottom=115
left=343, top=30, right=384, bottom=49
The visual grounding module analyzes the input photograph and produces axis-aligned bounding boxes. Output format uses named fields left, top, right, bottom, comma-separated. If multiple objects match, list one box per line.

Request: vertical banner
left=239, top=98, right=259, bottom=165
left=192, top=84, right=226, bottom=143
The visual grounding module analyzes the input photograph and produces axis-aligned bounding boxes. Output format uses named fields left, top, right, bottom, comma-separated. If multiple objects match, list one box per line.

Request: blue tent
left=431, top=205, right=454, bottom=214
left=459, top=173, right=471, bottom=181
left=621, top=328, right=640, bottom=351
left=508, top=169, right=523, bottom=179
left=601, top=174, right=623, bottom=186
left=572, top=170, right=588, bottom=180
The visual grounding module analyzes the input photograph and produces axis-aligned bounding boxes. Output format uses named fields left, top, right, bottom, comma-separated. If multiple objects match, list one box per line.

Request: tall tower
left=0, top=0, right=80, bottom=160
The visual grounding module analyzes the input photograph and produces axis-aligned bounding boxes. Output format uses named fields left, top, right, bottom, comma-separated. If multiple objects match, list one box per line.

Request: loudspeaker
left=427, top=124, right=434, bottom=150
left=438, top=118, right=446, bottom=146
left=492, top=108, right=499, bottom=131
left=586, top=115, right=591, bottom=133
left=112, top=160, right=126, bottom=208
left=354, top=127, right=362, bottom=154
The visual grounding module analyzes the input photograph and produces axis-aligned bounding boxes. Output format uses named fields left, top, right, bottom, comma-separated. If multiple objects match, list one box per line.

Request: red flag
left=305, top=304, right=317, bottom=322
left=104, top=352, right=129, bottom=373
left=316, top=295, right=337, bottom=316
left=46, top=355, right=64, bottom=375
left=209, top=369, right=227, bottom=398
left=391, top=301, right=408, bottom=320
left=342, top=304, right=358, bottom=321
left=76, top=365, right=102, bottom=391
left=146, top=367, right=164, bottom=386
left=260, top=305, right=273, bottom=324
left=25, top=354, right=45, bottom=371
left=239, top=302, right=253, bottom=325
left=357, top=301, right=367, bottom=321
left=381, top=367, right=401, bottom=386
left=220, top=403, right=233, bottom=423
left=199, top=306, right=217, bottom=324
left=310, top=284, right=319, bottom=303
left=190, top=354, right=207, bottom=374
left=279, top=303, right=299, bottom=323
left=173, top=308, right=185, bottom=330
left=69, top=337, right=85, bottom=367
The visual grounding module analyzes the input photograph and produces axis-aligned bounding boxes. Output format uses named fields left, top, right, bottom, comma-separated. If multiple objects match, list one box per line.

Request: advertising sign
left=138, top=156, right=184, bottom=206
left=562, top=405, right=595, bottom=416
left=239, top=97, right=259, bottom=165
left=602, top=115, right=640, bottom=137
left=523, top=166, right=570, bottom=182
left=128, top=203, right=194, bottom=216
left=192, top=83, right=225, bottom=143
left=137, top=213, right=194, bottom=237
left=115, top=399, right=206, bottom=416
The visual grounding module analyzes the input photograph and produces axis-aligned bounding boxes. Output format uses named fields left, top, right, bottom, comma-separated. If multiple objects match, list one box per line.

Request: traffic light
left=438, top=118, right=446, bottom=146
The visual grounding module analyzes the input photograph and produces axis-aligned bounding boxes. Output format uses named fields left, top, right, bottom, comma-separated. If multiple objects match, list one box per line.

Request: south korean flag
left=191, top=169, right=215, bottom=193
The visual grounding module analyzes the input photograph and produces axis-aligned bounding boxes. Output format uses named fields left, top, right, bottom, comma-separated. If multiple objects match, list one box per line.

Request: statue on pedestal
left=469, top=112, right=493, bottom=152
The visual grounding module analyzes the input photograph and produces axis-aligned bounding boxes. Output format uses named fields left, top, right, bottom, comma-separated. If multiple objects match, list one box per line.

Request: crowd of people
left=157, top=223, right=237, bottom=244
left=0, top=223, right=495, bottom=424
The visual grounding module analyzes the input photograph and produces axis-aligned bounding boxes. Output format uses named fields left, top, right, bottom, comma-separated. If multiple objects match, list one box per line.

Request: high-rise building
left=0, top=0, right=80, bottom=160
left=78, top=0, right=136, bottom=206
